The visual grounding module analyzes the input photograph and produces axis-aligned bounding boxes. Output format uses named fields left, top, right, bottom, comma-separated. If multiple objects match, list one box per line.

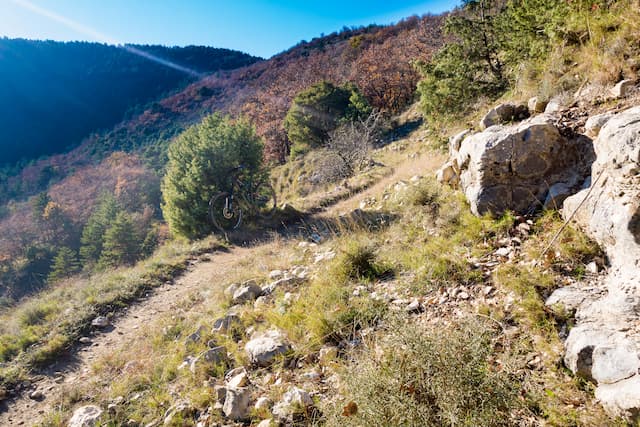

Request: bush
left=284, top=81, right=371, bottom=158
left=161, top=113, right=264, bottom=239
left=326, top=318, right=523, bottom=426
left=316, top=111, right=382, bottom=182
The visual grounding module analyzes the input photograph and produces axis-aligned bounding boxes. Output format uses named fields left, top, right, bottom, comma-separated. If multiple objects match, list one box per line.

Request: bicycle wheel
left=249, top=179, right=277, bottom=219
left=209, top=192, right=242, bottom=232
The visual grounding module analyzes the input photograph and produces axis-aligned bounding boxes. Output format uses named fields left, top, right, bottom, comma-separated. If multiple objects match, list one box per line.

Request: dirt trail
left=0, top=246, right=253, bottom=426
left=0, top=143, right=443, bottom=426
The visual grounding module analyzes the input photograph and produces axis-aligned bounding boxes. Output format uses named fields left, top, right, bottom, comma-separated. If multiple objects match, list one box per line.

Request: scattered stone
left=255, top=396, right=272, bottom=411
left=212, top=314, right=241, bottom=333
left=586, top=261, right=599, bottom=274
left=272, top=387, right=314, bottom=420
left=91, top=316, right=110, bottom=328
left=495, top=247, right=511, bottom=258
left=457, top=291, right=470, bottom=300
left=609, top=79, right=635, bottom=99
left=528, top=96, right=548, bottom=114
left=68, top=405, right=103, bottom=427
left=222, top=387, right=251, bottom=421
left=245, top=330, right=292, bottom=367
left=190, top=346, right=227, bottom=373
left=225, top=283, right=240, bottom=297
left=163, top=401, right=194, bottom=426
left=585, top=112, right=615, bottom=138
left=318, top=346, right=339, bottom=366
left=29, top=390, right=45, bottom=401
left=232, top=280, right=263, bottom=304
left=185, top=325, right=206, bottom=345
left=543, top=182, right=574, bottom=209
left=269, top=270, right=284, bottom=280
left=544, top=98, right=563, bottom=114
left=79, top=337, right=92, bottom=344
left=227, top=371, right=249, bottom=388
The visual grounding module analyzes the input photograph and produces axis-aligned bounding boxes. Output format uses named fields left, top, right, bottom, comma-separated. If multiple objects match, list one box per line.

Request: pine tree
left=284, top=81, right=371, bottom=158
left=48, top=247, right=80, bottom=282
left=80, top=194, right=120, bottom=264
left=161, top=113, right=264, bottom=239
left=98, top=211, right=140, bottom=268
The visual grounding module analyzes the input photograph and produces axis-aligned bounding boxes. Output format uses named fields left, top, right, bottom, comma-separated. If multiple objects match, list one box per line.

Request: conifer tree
left=98, top=211, right=139, bottom=268
left=48, top=247, right=80, bottom=282
left=80, top=194, right=120, bottom=264
left=284, top=81, right=371, bottom=158
left=161, top=113, right=264, bottom=239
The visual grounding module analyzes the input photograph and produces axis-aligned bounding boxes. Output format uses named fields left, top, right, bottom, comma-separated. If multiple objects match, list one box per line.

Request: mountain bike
left=208, top=168, right=277, bottom=233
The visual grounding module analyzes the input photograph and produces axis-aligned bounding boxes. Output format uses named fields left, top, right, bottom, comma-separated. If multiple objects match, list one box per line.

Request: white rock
left=68, top=405, right=103, bottom=427
left=227, top=371, right=249, bottom=388
left=254, top=396, right=272, bottom=411
left=91, top=316, right=110, bottom=328
left=232, top=280, right=263, bottom=304
left=609, top=79, right=635, bottom=98
left=318, top=346, right=339, bottom=366
left=272, top=387, right=313, bottom=419
left=528, top=96, right=548, bottom=114
left=269, top=270, right=284, bottom=280
left=222, top=387, right=251, bottom=421
left=585, top=112, right=615, bottom=138
left=256, top=419, right=274, bottom=427
left=245, top=330, right=291, bottom=367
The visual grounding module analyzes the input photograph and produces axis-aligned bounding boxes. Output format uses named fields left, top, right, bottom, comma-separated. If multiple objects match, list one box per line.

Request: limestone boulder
left=479, top=102, right=529, bottom=130
left=232, top=280, right=263, bottom=304
left=549, top=106, right=640, bottom=418
left=222, top=386, right=251, bottom=421
left=245, top=330, right=291, bottom=367
left=455, top=114, right=594, bottom=215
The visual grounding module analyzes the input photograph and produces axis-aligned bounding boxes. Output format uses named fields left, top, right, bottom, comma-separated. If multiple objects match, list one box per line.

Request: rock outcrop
left=439, top=114, right=594, bottom=215
left=68, top=405, right=103, bottom=427
left=547, top=106, right=640, bottom=418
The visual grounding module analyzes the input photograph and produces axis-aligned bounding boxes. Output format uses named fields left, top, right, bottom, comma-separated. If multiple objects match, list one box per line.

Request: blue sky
left=0, top=0, right=458, bottom=58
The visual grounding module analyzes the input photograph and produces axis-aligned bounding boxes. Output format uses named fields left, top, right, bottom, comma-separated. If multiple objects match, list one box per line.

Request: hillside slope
left=0, top=15, right=445, bottom=205
left=0, top=39, right=260, bottom=167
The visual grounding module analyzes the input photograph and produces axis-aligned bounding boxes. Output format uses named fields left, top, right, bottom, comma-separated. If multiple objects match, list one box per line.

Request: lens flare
left=8, top=0, right=205, bottom=78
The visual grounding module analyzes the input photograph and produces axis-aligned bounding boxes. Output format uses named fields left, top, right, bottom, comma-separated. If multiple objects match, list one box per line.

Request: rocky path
left=0, top=246, right=253, bottom=426
left=0, top=143, right=442, bottom=426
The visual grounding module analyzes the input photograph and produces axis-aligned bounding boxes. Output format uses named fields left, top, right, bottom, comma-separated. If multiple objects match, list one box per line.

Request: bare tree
left=318, top=111, right=383, bottom=182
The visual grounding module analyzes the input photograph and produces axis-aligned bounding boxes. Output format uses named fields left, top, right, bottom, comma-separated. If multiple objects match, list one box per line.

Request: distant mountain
left=0, top=38, right=261, bottom=166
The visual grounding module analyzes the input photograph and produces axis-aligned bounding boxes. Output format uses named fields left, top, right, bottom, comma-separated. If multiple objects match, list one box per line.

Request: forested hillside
left=0, top=39, right=260, bottom=166
left=0, top=15, right=445, bottom=303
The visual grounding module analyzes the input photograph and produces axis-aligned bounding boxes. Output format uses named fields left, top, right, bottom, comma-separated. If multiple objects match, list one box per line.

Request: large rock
left=232, top=280, right=263, bottom=304
left=68, top=405, right=103, bottom=427
left=453, top=114, right=594, bottom=215
left=222, top=386, right=251, bottom=421
left=548, top=106, right=640, bottom=418
left=479, top=103, right=529, bottom=130
left=245, top=330, right=291, bottom=367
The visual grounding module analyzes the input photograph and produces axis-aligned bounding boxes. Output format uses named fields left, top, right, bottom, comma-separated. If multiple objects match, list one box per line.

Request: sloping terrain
left=0, top=39, right=260, bottom=168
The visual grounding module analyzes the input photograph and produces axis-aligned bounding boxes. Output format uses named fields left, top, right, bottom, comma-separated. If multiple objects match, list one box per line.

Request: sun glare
left=8, top=0, right=204, bottom=78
